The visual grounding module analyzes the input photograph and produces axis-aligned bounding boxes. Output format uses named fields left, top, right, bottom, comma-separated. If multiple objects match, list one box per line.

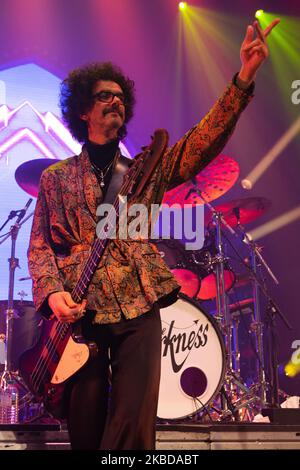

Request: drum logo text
left=162, top=320, right=209, bottom=373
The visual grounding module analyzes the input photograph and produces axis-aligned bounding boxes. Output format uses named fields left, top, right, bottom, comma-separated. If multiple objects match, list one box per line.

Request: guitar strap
left=102, top=153, right=131, bottom=205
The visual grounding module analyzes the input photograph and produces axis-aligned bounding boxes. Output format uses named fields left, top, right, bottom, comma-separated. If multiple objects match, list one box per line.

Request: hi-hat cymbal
left=162, top=154, right=239, bottom=207
left=15, top=159, right=60, bottom=197
left=204, top=197, right=271, bottom=227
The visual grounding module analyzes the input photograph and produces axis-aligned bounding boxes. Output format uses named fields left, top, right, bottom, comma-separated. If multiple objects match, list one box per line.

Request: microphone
left=16, top=198, right=33, bottom=224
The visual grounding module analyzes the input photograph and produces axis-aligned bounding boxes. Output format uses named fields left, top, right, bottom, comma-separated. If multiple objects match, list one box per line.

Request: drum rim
left=157, top=293, right=227, bottom=421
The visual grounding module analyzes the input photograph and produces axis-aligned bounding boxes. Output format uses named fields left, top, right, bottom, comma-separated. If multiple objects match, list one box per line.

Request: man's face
left=81, top=80, right=126, bottom=141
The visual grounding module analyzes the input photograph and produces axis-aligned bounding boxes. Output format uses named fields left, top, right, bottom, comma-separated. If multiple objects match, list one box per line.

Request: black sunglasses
left=92, top=90, right=126, bottom=105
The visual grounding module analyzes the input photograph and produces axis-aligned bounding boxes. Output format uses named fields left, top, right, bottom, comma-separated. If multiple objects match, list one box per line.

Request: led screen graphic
left=0, top=64, right=130, bottom=302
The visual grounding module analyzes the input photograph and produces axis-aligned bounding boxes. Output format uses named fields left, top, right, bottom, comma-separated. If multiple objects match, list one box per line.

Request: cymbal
left=204, top=197, right=271, bottom=227
left=15, top=158, right=60, bottom=197
left=162, top=154, right=239, bottom=207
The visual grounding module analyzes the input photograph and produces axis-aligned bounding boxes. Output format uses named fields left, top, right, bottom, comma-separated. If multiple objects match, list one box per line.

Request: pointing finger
left=263, top=18, right=280, bottom=37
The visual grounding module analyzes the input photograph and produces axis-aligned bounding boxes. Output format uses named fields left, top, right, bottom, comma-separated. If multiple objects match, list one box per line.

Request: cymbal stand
left=212, top=210, right=232, bottom=369
left=0, top=201, right=41, bottom=423
left=236, top=224, right=291, bottom=408
left=231, top=310, right=241, bottom=376
left=249, top=239, right=267, bottom=406
left=200, top=196, right=257, bottom=419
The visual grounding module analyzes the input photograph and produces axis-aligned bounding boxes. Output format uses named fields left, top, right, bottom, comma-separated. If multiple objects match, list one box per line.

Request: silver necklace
left=91, top=158, right=115, bottom=188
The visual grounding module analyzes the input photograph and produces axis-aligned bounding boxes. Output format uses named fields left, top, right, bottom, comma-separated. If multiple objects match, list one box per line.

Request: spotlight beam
left=249, top=205, right=300, bottom=240
left=242, top=116, right=300, bottom=188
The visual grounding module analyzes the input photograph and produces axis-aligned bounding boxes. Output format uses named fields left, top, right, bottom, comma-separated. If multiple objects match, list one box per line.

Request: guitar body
left=19, top=319, right=98, bottom=418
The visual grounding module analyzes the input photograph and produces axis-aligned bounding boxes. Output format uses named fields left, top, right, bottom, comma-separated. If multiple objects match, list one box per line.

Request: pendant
left=100, top=171, right=105, bottom=187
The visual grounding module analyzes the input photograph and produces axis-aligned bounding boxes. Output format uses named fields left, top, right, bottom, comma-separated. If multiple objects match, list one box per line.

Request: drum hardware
left=156, top=189, right=291, bottom=421
left=234, top=220, right=284, bottom=409
left=190, top=243, right=236, bottom=301
left=197, top=193, right=266, bottom=420
left=221, top=208, right=292, bottom=411
left=155, top=192, right=288, bottom=421
left=155, top=195, right=264, bottom=420
left=231, top=309, right=241, bottom=376
left=0, top=201, right=43, bottom=424
left=229, top=297, right=254, bottom=313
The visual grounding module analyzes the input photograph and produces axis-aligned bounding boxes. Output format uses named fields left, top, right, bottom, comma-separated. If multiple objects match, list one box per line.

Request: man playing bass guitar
left=27, top=19, right=279, bottom=450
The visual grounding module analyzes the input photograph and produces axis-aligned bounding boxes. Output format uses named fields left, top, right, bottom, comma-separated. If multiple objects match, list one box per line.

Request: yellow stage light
left=179, top=2, right=187, bottom=12
left=255, top=10, right=264, bottom=19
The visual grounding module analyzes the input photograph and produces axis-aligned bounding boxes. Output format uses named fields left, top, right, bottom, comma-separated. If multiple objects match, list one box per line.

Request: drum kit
left=156, top=155, right=289, bottom=422
left=0, top=153, right=288, bottom=424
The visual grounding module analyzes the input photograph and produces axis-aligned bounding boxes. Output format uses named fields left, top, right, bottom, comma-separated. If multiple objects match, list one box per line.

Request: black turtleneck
left=85, top=139, right=119, bottom=170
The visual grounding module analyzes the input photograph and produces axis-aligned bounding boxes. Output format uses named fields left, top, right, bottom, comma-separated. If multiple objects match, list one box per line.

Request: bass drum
left=158, top=294, right=225, bottom=420
left=0, top=300, right=43, bottom=371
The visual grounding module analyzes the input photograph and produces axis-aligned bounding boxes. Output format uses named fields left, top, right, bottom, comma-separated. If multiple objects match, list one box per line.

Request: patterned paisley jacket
left=28, top=80, right=253, bottom=323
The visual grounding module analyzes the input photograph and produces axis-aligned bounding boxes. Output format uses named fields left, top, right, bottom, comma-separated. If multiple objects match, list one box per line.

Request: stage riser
left=1, top=429, right=300, bottom=450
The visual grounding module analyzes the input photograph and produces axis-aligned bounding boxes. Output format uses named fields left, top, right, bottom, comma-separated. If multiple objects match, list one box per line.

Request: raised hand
left=238, top=18, right=280, bottom=86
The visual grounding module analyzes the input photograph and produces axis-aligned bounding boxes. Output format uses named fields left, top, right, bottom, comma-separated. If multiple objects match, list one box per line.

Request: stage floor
left=0, top=422, right=300, bottom=450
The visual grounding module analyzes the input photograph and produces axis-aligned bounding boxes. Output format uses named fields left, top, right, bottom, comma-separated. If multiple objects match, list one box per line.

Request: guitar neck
left=71, top=205, right=120, bottom=304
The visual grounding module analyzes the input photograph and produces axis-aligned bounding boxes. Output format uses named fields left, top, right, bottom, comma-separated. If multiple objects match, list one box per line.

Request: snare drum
left=158, top=295, right=225, bottom=420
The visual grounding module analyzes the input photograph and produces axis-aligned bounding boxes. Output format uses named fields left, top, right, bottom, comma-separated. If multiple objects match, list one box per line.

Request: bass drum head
left=158, top=294, right=225, bottom=420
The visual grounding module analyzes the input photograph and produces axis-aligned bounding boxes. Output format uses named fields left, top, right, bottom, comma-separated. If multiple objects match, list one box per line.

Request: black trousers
left=66, top=304, right=162, bottom=450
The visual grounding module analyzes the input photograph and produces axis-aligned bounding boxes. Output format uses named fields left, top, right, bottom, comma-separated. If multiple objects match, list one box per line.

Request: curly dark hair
left=59, top=62, right=136, bottom=142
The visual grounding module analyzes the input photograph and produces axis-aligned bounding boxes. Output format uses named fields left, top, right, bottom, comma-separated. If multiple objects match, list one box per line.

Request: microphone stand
left=0, top=204, right=37, bottom=423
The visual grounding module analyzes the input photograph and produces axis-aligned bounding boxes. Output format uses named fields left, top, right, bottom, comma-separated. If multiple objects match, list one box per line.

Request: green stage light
left=255, top=9, right=264, bottom=19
